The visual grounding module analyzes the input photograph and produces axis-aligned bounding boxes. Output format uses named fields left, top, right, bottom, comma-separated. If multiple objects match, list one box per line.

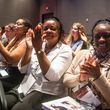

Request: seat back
left=0, top=80, right=7, bottom=110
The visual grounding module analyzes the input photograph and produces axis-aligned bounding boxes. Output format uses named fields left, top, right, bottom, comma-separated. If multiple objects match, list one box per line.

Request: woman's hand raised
left=79, top=55, right=101, bottom=82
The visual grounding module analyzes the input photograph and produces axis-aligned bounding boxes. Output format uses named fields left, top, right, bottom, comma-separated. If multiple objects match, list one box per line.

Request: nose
left=45, top=28, right=52, bottom=33
left=46, top=28, right=51, bottom=31
left=98, top=36, right=106, bottom=42
left=100, top=36, right=106, bottom=40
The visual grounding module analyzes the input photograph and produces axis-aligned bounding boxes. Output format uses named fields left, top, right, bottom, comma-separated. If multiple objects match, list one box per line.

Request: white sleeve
left=45, top=46, right=73, bottom=81
left=18, top=59, right=29, bottom=74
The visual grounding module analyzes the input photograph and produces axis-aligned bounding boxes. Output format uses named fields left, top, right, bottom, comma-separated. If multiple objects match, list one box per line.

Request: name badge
left=73, top=85, right=101, bottom=107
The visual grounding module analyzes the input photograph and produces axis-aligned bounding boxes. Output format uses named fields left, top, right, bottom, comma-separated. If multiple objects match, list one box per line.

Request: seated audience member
left=63, top=19, right=110, bottom=109
left=6, top=17, right=73, bottom=110
left=0, top=26, right=5, bottom=38
left=0, top=18, right=32, bottom=92
left=0, top=26, right=5, bottom=44
left=65, top=22, right=89, bottom=54
left=1, top=23, right=15, bottom=46
left=0, top=18, right=32, bottom=65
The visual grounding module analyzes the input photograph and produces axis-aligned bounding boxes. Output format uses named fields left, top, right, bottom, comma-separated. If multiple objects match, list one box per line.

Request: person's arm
left=5, top=36, right=18, bottom=51
left=63, top=58, right=80, bottom=88
left=63, top=50, right=86, bottom=87
left=44, top=45, right=73, bottom=81
left=20, top=29, right=33, bottom=67
left=63, top=72, right=79, bottom=88
left=33, top=39, right=73, bottom=80
left=33, top=24, right=73, bottom=81
left=32, top=24, right=51, bottom=75
left=63, top=50, right=89, bottom=87
left=0, top=40, right=27, bottom=64
left=92, top=75, right=110, bottom=105
left=80, top=55, right=110, bottom=105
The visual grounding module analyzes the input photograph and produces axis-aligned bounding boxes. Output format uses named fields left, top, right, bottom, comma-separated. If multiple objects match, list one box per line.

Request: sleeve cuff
left=93, top=74, right=105, bottom=83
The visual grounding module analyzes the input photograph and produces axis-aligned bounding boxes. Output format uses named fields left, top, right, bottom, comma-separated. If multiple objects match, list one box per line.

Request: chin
left=99, top=49, right=108, bottom=54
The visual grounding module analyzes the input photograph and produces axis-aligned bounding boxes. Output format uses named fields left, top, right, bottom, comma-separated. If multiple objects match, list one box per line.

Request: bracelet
left=37, top=50, right=44, bottom=54
left=37, top=50, right=42, bottom=54
left=92, top=76, right=100, bottom=82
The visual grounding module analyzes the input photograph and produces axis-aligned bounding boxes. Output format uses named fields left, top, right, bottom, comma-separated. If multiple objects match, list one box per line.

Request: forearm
left=21, top=47, right=33, bottom=67
left=0, top=41, right=12, bottom=62
left=63, top=73, right=79, bottom=88
left=36, top=49, right=51, bottom=75
left=6, top=37, right=17, bottom=51
left=0, top=41, right=26, bottom=64
left=93, top=75, right=110, bottom=105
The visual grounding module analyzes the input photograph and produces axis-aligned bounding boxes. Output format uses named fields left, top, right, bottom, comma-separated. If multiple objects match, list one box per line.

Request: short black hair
left=43, top=17, right=64, bottom=38
left=91, top=18, right=110, bottom=44
left=22, top=18, right=32, bottom=29
left=92, top=18, right=110, bottom=36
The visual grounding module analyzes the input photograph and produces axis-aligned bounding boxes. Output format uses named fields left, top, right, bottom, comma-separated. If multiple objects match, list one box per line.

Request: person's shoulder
left=18, top=38, right=27, bottom=47
left=61, top=42, right=71, bottom=48
left=61, top=42, right=73, bottom=52
left=75, top=49, right=90, bottom=57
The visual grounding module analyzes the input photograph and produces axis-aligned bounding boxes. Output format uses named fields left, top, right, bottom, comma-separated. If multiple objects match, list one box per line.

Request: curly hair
left=66, top=22, right=88, bottom=44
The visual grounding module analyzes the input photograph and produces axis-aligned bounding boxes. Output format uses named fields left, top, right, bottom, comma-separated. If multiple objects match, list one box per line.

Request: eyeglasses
left=94, top=33, right=110, bottom=39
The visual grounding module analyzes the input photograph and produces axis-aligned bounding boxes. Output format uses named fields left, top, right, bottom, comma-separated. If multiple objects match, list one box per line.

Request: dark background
left=0, top=0, right=110, bottom=36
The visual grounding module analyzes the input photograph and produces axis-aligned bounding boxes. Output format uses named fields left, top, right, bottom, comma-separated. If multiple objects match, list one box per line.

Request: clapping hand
left=25, top=28, right=34, bottom=48
left=79, top=55, right=101, bottom=82
left=32, top=24, right=43, bottom=51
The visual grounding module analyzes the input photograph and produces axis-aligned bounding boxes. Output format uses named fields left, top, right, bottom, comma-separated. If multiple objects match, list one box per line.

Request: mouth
left=42, top=33, right=51, bottom=40
left=45, top=34, right=53, bottom=39
left=97, top=43, right=108, bottom=51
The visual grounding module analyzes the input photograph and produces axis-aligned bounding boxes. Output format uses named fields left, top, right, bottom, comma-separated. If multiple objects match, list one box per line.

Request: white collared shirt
left=18, top=42, right=73, bottom=96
